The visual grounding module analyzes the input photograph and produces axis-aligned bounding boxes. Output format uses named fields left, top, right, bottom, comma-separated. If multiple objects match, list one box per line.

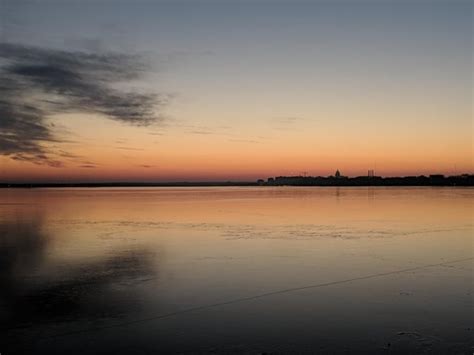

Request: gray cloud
left=148, top=132, right=164, bottom=136
left=188, top=130, right=214, bottom=135
left=0, top=42, right=168, bottom=166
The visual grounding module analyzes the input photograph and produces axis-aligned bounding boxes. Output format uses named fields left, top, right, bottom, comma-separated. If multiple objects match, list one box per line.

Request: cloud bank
left=0, top=42, right=167, bottom=166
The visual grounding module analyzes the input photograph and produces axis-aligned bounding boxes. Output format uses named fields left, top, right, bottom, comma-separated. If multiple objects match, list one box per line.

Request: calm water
left=1, top=187, right=472, bottom=354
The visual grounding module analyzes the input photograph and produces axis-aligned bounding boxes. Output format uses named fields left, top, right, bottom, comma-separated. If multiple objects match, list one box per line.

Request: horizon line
left=1, top=172, right=473, bottom=187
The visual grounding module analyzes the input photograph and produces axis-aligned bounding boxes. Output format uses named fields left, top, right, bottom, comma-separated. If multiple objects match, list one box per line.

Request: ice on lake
left=1, top=187, right=472, bottom=354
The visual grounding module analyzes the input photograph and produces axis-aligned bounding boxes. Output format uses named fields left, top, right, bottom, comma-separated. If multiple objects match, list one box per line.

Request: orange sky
left=2, top=111, right=472, bottom=182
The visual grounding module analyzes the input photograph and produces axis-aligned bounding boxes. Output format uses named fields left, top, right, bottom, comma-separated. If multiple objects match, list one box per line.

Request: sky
left=0, top=0, right=472, bottom=182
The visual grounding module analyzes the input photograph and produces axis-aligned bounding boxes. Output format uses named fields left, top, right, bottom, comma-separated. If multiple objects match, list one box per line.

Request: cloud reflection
left=0, top=215, right=159, bottom=336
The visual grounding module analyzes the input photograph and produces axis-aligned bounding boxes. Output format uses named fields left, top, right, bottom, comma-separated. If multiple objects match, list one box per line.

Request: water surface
left=1, top=187, right=472, bottom=354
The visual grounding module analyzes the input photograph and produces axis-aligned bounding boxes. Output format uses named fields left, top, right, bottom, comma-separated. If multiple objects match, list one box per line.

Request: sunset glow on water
left=2, top=187, right=472, bottom=354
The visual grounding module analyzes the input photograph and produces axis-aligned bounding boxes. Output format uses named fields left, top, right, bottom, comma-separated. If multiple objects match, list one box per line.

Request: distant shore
left=0, top=182, right=257, bottom=188
left=0, top=174, right=473, bottom=188
left=260, top=174, right=473, bottom=187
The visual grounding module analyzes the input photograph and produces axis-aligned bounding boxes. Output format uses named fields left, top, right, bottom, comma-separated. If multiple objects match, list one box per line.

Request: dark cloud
left=10, top=152, right=64, bottom=168
left=0, top=42, right=168, bottom=166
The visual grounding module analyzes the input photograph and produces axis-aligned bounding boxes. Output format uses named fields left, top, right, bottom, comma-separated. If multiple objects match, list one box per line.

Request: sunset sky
left=1, top=0, right=472, bottom=182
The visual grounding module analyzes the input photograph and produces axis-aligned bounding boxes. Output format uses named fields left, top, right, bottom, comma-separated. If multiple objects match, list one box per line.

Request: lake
left=1, top=187, right=472, bottom=354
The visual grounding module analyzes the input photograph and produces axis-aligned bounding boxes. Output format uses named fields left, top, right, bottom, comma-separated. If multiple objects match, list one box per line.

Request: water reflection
left=0, top=187, right=472, bottom=354
left=0, top=212, right=158, bottom=349
left=0, top=216, right=49, bottom=324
